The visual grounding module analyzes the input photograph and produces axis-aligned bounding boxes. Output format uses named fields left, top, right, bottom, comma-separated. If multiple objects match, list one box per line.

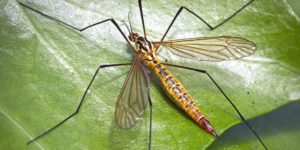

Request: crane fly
left=20, top=0, right=268, bottom=149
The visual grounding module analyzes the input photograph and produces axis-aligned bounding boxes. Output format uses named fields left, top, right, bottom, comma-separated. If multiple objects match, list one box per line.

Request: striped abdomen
left=148, top=58, right=218, bottom=137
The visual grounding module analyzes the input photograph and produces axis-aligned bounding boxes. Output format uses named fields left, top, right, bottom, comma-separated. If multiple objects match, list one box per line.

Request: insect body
left=128, top=33, right=218, bottom=136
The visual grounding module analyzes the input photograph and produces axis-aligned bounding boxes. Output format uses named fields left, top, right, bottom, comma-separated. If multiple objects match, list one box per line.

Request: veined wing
left=115, top=55, right=150, bottom=129
left=154, top=36, right=256, bottom=61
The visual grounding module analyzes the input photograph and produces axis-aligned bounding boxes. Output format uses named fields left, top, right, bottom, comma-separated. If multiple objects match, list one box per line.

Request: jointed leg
left=18, top=2, right=135, bottom=51
left=147, top=93, right=153, bottom=150
left=141, top=63, right=153, bottom=150
left=163, top=63, right=268, bottom=150
left=138, top=0, right=147, bottom=39
left=160, top=0, right=255, bottom=41
left=27, top=63, right=132, bottom=144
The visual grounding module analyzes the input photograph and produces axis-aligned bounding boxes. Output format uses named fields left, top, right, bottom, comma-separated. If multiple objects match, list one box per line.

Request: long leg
left=27, top=63, right=132, bottom=144
left=160, top=0, right=255, bottom=42
left=18, top=2, right=135, bottom=51
left=144, top=71, right=152, bottom=150
left=145, top=87, right=153, bottom=150
left=163, top=63, right=268, bottom=150
left=138, top=0, right=147, bottom=39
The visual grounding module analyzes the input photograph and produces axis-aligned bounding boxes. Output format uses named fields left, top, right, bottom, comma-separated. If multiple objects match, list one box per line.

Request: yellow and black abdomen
left=147, top=58, right=218, bottom=137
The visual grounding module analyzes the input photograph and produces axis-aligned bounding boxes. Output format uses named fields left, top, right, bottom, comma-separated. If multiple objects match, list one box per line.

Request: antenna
left=128, top=13, right=133, bottom=33
left=122, top=20, right=131, bottom=34
left=122, top=12, right=133, bottom=34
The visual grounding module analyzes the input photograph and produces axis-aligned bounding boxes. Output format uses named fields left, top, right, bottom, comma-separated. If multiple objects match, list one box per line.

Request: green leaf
left=0, top=0, right=299, bottom=149
left=208, top=101, right=300, bottom=150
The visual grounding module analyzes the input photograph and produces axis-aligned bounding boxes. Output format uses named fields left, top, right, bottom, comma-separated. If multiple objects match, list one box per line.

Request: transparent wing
left=115, top=55, right=150, bottom=129
left=154, top=36, right=256, bottom=61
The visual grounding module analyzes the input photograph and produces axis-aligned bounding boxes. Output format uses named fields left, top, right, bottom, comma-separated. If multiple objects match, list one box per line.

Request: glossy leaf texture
left=0, top=0, right=299, bottom=149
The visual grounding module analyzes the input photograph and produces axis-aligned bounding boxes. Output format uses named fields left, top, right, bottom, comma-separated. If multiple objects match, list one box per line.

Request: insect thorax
left=135, top=36, right=157, bottom=61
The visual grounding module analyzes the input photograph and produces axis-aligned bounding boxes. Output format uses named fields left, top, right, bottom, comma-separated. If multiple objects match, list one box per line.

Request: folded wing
left=115, top=55, right=150, bottom=129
